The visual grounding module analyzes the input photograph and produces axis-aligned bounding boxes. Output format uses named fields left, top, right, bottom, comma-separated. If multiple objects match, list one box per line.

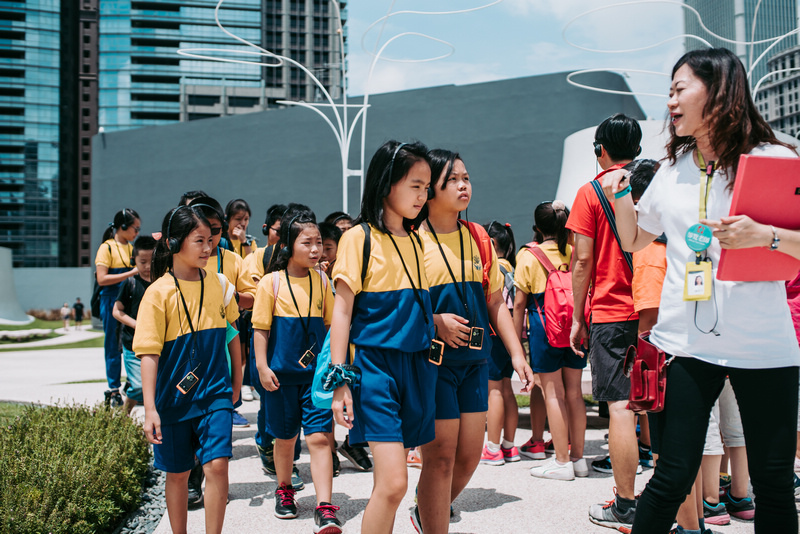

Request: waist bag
left=623, top=332, right=672, bottom=413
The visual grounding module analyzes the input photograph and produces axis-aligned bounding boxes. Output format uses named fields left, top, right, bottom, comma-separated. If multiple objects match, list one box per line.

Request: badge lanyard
left=217, top=247, right=224, bottom=274
left=426, top=220, right=476, bottom=325
left=115, top=241, right=133, bottom=268
left=285, top=271, right=314, bottom=350
left=385, top=232, right=430, bottom=327
left=172, top=270, right=204, bottom=371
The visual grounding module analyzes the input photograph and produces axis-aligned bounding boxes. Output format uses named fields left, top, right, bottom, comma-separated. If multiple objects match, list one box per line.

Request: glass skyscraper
left=0, top=0, right=61, bottom=267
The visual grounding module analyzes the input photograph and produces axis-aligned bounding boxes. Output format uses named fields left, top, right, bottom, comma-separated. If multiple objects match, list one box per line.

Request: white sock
left=487, top=441, right=501, bottom=452
left=501, top=439, right=515, bottom=449
left=555, top=459, right=570, bottom=467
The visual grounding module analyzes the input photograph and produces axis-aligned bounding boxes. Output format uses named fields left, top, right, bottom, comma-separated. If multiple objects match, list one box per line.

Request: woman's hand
left=231, top=225, right=246, bottom=241
left=258, top=366, right=280, bottom=392
left=601, top=169, right=630, bottom=202
left=701, top=215, right=773, bottom=249
left=511, top=355, right=534, bottom=393
left=144, top=408, right=162, bottom=445
left=332, top=384, right=354, bottom=429
left=434, top=313, right=470, bottom=348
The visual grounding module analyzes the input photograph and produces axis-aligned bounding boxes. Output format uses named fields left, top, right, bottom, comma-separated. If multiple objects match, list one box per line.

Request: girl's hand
left=144, top=409, right=162, bottom=445
left=601, top=169, right=630, bottom=202
left=435, top=313, right=470, bottom=348
left=332, top=384, right=354, bottom=429
left=701, top=215, right=773, bottom=250
left=258, top=367, right=280, bottom=391
left=570, top=318, right=589, bottom=358
left=231, top=225, right=246, bottom=241
left=511, top=356, right=534, bottom=393
left=128, top=266, right=139, bottom=277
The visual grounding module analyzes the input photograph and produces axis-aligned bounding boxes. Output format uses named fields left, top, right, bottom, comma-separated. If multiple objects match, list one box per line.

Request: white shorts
left=703, top=378, right=745, bottom=455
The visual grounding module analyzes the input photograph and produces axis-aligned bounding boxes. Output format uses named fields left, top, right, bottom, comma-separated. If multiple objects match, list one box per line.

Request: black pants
left=632, top=357, right=798, bottom=534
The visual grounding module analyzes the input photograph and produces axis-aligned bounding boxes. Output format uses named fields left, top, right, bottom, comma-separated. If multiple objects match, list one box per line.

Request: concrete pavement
left=0, top=344, right=757, bottom=533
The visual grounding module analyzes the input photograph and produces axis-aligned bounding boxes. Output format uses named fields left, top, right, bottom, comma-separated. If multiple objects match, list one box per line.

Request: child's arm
left=488, top=290, right=533, bottom=393
left=433, top=312, right=471, bottom=348
left=330, top=280, right=355, bottom=429
left=228, top=331, right=242, bottom=403
left=512, top=288, right=528, bottom=340
left=237, top=292, right=254, bottom=310
left=112, top=301, right=136, bottom=329
left=253, top=328, right=279, bottom=391
left=96, top=264, right=137, bottom=286
left=140, top=354, right=162, bottom=444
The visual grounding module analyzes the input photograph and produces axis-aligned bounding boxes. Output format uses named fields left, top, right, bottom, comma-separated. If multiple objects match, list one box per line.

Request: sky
left=342, top=0, right=689, bottom=120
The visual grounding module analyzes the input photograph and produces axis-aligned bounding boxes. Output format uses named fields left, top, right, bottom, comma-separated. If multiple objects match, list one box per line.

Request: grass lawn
left=0, top=336, right=105, bottom=352
left=0, top=402, right=31, bottom=425
left=0, top=333, right=59, bottom=345
left=0, top=318, right=63, bottom=331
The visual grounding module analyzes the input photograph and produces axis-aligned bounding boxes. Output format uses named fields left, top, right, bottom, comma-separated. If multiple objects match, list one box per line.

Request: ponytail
left=101, top=224, right=114, bottom=242
left=533, top=200, right=571, bottom=256
left=552, top=201, right=570, bottom=256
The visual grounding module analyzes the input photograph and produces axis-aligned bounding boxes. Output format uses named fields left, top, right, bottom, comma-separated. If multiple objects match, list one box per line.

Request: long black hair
left=356, top=140, right=429, bottom=234
left=152, top=206, right=210, bottom=280
left=102, top=208, right=139, bottom=242
left=533, top=201, right=570, bottom=256
left=267, top=204, right=317, bottom=273
left=485, top=221, right=517, bottom=268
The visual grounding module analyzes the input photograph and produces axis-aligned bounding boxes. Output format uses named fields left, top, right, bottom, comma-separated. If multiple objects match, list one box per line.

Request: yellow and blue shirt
left=332, top=224, right=435, bottom=352
left=229, top=237, right=256, bottom=259
left=251, top=268, right=334, bottom=385
left=95, top=238, right=134, bottom=297
left=237, top=245, right=272, bottom=300
left=420, top=225, right=503, bottom=365
left=203, top=247, right=243, bottom=287
left=133, top=272, right=240, bottom=424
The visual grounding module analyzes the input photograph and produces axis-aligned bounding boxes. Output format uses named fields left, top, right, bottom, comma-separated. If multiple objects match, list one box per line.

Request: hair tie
left=108, top=222, right=114, bottom=227
left=552, top=200, right=566, bottom=211
left=504, top=223, right=511, bottom=228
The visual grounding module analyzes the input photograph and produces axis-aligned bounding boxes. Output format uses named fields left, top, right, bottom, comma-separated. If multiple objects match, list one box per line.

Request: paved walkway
left=0, top=324, right=102, bottom=350
left=0, top=345, right=757, bottom=533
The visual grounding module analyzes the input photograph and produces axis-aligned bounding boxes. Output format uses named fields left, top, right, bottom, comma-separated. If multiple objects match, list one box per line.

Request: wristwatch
left=769, top=225, right=780, bottom=251
left=243, top=235, right=254, bottom=247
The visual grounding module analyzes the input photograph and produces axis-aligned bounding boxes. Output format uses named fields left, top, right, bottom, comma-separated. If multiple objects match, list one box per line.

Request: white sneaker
left=529, top=457, right=575, bottom=481
left=241, top=386, right=254, bottom=402
left=572, top=458, right=589, bottom=477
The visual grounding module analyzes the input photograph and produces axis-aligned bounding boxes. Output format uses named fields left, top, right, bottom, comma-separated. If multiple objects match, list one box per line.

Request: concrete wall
left=12, top=267, right=93, bottom=312
left=0, top=247, right=29, bottom=322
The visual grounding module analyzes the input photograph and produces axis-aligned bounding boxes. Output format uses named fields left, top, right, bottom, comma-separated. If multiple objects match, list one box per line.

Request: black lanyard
left=426, top=220, right=472, bottom=322
left=216, top=247, right=223, bottom=273
left=386, top=231, right=430, bottom=326
left=285, top=271, right=313, bottom=346
left=172, top=270, right=204, bottom=363
left=114, top=240, right=132, bottom=268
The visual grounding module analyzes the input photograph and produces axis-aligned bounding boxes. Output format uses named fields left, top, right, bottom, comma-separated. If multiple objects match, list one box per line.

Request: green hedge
left=0, top=404, right=151, bottom=534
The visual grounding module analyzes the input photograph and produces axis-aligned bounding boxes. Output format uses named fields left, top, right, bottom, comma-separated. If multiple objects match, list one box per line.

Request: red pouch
left=623, top=332, right=670, bottom=413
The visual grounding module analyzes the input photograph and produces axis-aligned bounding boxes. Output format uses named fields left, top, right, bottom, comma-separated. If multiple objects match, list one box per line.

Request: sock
left=616, top=495, right=636, bottom=513
left=676, top=528, right=701, bottom=534
left=487, top=441, right=501, bottom=452
left=638, top=441, right=651, bottom=451
left=554, top=459, right=569, bottom=467
left=501, top=439, right=515, bottom=449
left=698, top=518, right=705, bottom=531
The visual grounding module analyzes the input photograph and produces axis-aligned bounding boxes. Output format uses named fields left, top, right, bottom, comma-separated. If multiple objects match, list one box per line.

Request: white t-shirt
left=636, top=144, right=800, bottom=369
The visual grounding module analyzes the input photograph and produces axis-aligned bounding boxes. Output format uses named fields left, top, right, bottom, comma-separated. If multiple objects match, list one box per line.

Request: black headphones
left=383, top=142, right=408, bottom=198
left=593, top=142, right=603, bottom=158
left=190, top=201, right=228, bottom=235
left=166, top=205, right=193, bottom=253
left=119, top=208, right=132, bottom=230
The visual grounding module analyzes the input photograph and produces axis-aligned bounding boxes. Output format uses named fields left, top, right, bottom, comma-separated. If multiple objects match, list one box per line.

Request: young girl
left=95, top=208, right=141, bottom=407
left=225, top=199, right=255, bottom=258
left=135, top=205, right=242, bottom=534
left=329, top=140, right=436, bottom=533
left=415, top=149, right=533, bottom=533
left=515, top=201, right=587, bottom=481
left=251, top=209, right=340, bottom=532
left=480, top=221, right=523, bottom=466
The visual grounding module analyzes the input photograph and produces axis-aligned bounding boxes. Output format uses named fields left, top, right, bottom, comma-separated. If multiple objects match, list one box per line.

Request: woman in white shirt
left=604, top=47, right=800, bottom=534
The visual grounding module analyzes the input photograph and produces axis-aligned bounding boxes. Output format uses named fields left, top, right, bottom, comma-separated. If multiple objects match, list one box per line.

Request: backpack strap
left=360, top=222, right=371, bottom=285
left=459, top=219, right=493, bottom=302
left=217, top=272, right=235, bottom=307
left=314, top=267, right=330, bottom=312
left=261, top=244, right=277, bottom=275
left=529, top=245, right=558, bottom=274
left=590, top=179, right=633, bottom=273
left=271, top=271, right=280, bottom=314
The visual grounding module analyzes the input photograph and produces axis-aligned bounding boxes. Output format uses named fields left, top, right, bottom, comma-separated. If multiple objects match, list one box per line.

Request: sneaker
left=793, top=473, right=800, bottom=501
left=501, top=445, right=521, bottom=462
left=638, top=442, right=653, bottom=468
left=795, top=456, right=800, bottom=472
left=314, top=502, right=342, bottom=533
left=572, top=458, right=589, bottom=477
left=410, top=505, right=423, bottom=533
left=723, top=493, right=754, bottom=520
left=702, top=500, right=730, bottom=526
left=104, top=389, right=123, bottom=408
left=480, top=445, right=505, bottom=466
left=407, top=448, right=423, bottom=469
left=332, top=450, right=340, bottom=477
left=232, top=410, right=250, bottom=428
left=257, top=441, right=276, bottom=475
left=338, top=436, right=372, bottom=471
left=591, top=456, right=643, bottom=475
left=530, top=457, right=575, bottom=481
left=291, top=464, right=305, bottom=491
left=274, top=483, right=297, bottom=519
left=718, top=473, right=731, bottom=499
left=520, top=438, right=546, bottom=460
left=588, top=494, right=636, bottom=531
left=241, top=386, right=254, bottom=402
left=187, top=460, right=204, bottom=508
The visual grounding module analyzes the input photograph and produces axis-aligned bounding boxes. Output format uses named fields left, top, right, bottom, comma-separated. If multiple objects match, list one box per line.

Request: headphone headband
left=388, top=142, right=407, bottom=182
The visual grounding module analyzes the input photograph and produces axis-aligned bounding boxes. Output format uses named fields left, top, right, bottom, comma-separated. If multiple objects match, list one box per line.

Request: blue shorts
left=263, top=382, right=332, bottom=440
left=435, top=362, right=489, bottom=420
left=153, top=409, right=233, bottom=473
left=487, top=335, right=514, bottom=381
left=528, top=310, right=587, bottom=374
left=122, top=347, right=143, bottom=403
left=350, top=346, right=437, bottom=448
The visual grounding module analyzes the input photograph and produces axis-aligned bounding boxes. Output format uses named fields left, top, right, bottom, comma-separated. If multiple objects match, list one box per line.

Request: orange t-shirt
left=566, top=169, right=637, bottom=324
left=632, top=241, right=666, bottom=313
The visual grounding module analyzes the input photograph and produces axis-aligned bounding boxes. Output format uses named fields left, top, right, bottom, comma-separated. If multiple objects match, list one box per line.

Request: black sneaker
left=588, top=494, right=636, bottom=530
left=638, top=442, right=653, bottom=468
left=314, top=502, right=342, bottom=533
left=338, top=436, right=372, bottom=471
left=257, top=441, right=276, bottom=475
left=104, top=389, right=123, bottom=408
left=274, top=483, right=297, bottom=519
left=291, top=464, right=305, bottom=491
left=332, top=450, right=340, bottom=477
left=187, top=460, right=204, bottom=508
left=591, top=456, right=613, bottom=474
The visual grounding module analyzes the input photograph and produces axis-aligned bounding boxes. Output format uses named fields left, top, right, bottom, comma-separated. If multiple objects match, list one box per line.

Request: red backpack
left=526, top=245, right=574, bottom=348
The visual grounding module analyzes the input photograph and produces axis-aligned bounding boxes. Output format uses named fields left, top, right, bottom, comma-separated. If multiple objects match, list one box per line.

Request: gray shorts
left=589, top=320, right=638, bottom=402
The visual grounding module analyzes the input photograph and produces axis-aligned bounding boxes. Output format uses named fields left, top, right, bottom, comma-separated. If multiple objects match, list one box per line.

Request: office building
left=684, top=0, right=797, bottom=85
left=755, top=44, right=800, bottom=138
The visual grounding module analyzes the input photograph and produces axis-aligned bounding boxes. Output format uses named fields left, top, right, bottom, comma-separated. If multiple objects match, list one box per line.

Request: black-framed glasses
left=210, top=226, right=223, bottom=236
left=269, top=225, right=280, bottom=234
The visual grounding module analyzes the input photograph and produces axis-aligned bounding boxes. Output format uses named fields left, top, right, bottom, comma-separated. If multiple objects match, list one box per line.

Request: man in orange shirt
left=566, top=114, right=643, bottom=531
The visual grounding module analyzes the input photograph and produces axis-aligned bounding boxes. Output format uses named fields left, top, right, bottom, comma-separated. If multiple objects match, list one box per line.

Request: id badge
left=298, top=350, right=316, bottom=368
left=429, top=339, right=444, bottom=365
left=176, top=372, right=199, bottom=394
left=683, top=261, right=712, bottom=301
left=468, top=327, right=484, bottom=350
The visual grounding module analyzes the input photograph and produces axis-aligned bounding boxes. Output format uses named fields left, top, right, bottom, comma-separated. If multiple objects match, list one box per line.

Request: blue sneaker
left=638, top=442, right=653, bottom=468
left=232, top=410, right=250, bottom=428
left=291, top=464, right=305, bottom=491
left=794, top=473, right=800, bottom=501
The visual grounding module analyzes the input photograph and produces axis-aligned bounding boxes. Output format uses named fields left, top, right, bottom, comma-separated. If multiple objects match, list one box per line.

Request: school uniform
left=251, top=268, right=334, bottom=439
left=203, top=246, right=243, bottom=288
left=488, top=258, right=515, bottom=381
left=95, top=238, right=134, bottom=390
left=133, top=271, right=240, bottom=473
left=229, top=236, right=256, bottom=259
left=332, top=224, right=437, bottom=448
left=420, top=225, right=502, bottom=420
left=116, top=274, right=151, bottom=403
